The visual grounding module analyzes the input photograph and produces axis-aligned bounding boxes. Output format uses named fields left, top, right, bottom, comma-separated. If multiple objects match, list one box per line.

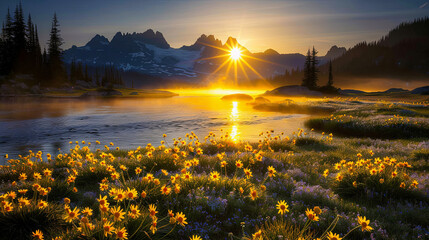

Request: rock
left=221, top=93, right=253, bottom=101
left=254, top=96, right=270, bottom=103
left=76, top=80, right=96, bottom=88
left=30, top=85, right=41, bottom=94
left=16, top=82, right=28, bottom=90
left=264, top=85, right=323, bottom=97
left=80, top=89, right=123, bottom=97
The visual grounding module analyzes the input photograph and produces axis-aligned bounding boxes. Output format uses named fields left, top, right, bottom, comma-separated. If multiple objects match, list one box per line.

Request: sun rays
left=194, top=40, right=274, bottom=86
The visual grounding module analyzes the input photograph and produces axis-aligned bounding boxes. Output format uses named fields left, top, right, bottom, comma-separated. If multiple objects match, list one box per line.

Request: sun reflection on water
left=230, top=101, right=239, bottom=142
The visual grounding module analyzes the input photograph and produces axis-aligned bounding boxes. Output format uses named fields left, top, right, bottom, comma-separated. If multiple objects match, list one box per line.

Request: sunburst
left=195, top=39, right=274, bottom=86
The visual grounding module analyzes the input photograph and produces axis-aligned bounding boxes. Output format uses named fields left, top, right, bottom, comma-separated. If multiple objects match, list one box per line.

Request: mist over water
left=0, top=95, right=308, bottom=163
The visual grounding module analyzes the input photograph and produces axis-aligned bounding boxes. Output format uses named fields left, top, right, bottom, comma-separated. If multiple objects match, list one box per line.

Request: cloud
left=419, top=2, right=428, bottom=8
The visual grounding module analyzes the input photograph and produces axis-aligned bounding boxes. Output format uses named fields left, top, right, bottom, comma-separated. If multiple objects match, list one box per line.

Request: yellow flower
left=82, top=207, right=93, bottom=216
left=174, top=184, right=181, bottom=194
left=64, top=207, right=80, bottom=222
left=400, top=182, right=406, bottom=188
left=335, top=173, right=343, bottom=181
left=33, top=172, right=42, bottom=180
left=276, top=200, right=289, bottom=215
left=190, top=235, right=202, bottom=240
left=379, top=178, right=384, bottom=184
left=100, top=183, right=109, bottom=191
left=43, top=168, right=52, bottom=177
left=252, top=230, right=262, bottom=240
left=126, top=188, right=138, bottom=200
left=175, top=212, right=188, bottom=227
left=327, top=232, right=342, bottom=240
left=19, top=173, right=27, bottom=181
left=161, top=185, right=171, bottom=195
left=2, top=201, right=13, bottom=212
left=249, top=187, right=258, bottom=200
left=103, top=221, right=115, bottom=237
left=32, top=230, right=44, bottom=240
left=113, top=189, right=126, bottom=202
left=135, top=167, right=142, bottom=175
left=305, top=208, right=319, bottom=221
left=243, top=168, right=253, bottom=179
left=150, top=217, right=158, bottom=234
left=182, top=172, right=192, bottom=180
left=353, top=181, right=358, bottom=188
left=128, top=204, right=141, bottom=219
left=141, top=190, right=147, bottom=198
left=210, top=171, right=220, bottom=181
left=149, top=204, right=158, bottom=218
left=267, top=166, right=276, bottom=177
left=38, top=200, right=48, bottom=209
left=357, top=216, right=373, bottom=232
left=313, top=206, right=322, bottom=215
left=18, top=197, right=30, bottom=207
left=115, top=226, right=128, bottom=239
left=323, top=169, right=329, bottom=178
left=97, top=195, right=108, bottom=206
left=110, top=206, right=125, bottom=222
left=235, top=160, right=243, bottom=168
left=411, top=180, right=418, bottom=188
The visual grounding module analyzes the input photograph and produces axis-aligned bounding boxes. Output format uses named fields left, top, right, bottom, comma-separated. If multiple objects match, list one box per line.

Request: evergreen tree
left=84, top=64, right=91, bottom=82
left=327, top=60, right=333, bottom=87
left=12, top=3, right=27, bottom=72
left=302, top=49, right=312, bottom=87
left=47, top=13, right=66, bottom=86
left=310, top=46, right=319, bottom=88
left=70, top=59, right=76, bottom=84
left=76, top=61, right=83, bottom=80
left=0, top=9, right=14, bottom=75
left=95, top=67, right=101, bottom=87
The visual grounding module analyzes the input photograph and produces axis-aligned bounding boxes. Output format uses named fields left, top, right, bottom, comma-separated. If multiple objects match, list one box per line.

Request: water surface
left=0, top=95, right=309, bottom=162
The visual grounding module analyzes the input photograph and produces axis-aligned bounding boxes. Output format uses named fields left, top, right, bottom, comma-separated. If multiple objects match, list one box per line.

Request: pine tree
left=0, top=9, right=14, bottom=75
left=47, top=13, right=66, bottom=86
left=95, top=67, right=101, bottom=87
left=302, top=49, right=312, bottom=87
left=310, top=46, right=319, bottom=88
left=70, top=59, right=76, bottom=84
left=327, top=60, right=333, bottom=87
left=12, top=3, right=27, bottom=72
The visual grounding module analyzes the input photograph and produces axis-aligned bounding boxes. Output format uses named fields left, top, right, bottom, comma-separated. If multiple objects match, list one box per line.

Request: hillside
left=277, top=17, right=429, bottom=89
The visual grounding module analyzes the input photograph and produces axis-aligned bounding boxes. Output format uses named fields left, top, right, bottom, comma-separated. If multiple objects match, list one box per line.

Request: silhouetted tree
left=302, top=49, right=312, bottom=87
left=310, top=46, right=319, bottom=87
left=47, top=13, right=67, bottom=86
left=327, top=60, right=333, bottom=87
left=12, top=3, right=27, bottom=73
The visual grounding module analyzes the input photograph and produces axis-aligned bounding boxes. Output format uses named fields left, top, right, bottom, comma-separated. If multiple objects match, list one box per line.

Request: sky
left=1, top=0, right=429, bottom=55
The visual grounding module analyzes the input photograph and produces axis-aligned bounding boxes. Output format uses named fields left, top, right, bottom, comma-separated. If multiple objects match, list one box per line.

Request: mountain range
left=63, top=17, right=429, bottom=89
left=63, top=30, right=344, bottom=87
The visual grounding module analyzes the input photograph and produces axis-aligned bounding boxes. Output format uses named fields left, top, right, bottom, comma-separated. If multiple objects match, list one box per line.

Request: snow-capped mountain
left=63, top=29, right=344, bottom=84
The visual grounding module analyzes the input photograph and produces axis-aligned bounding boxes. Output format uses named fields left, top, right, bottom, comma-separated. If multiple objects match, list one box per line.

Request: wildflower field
left=0, top=98, right=428, bottom=240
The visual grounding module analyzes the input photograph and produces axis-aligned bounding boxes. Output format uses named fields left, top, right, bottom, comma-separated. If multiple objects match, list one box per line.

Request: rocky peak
left=324, top=45, right=346, bottom=60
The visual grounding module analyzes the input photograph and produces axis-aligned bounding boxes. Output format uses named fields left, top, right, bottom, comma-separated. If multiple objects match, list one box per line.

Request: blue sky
left=1, top=0, right=428, bottom=54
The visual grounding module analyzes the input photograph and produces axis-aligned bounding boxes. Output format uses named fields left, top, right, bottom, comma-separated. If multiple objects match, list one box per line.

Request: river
left=0, top=94, right=309, bottom=163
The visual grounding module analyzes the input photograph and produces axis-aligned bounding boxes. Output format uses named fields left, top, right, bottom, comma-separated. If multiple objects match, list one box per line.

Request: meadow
left=0, top=97, right=428, bottom=240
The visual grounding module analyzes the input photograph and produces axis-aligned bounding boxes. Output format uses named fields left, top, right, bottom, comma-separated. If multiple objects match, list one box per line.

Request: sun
left=229, top=47, right=242, bottom=60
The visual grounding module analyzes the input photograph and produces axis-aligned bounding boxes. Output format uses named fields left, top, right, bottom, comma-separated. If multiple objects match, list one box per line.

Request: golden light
left=194, top=38, right=274, bottom=86
left=229, top=47, right=242, bottom=61
left=230, top=101, right=239, bottom=143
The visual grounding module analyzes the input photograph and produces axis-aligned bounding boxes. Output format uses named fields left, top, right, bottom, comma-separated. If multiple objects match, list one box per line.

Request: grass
left=0, top=98, right=428, bottom=240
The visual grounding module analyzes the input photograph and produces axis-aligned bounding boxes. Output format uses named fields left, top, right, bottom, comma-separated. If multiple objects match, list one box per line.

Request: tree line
left=0, top=3, right=123, bottom=89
